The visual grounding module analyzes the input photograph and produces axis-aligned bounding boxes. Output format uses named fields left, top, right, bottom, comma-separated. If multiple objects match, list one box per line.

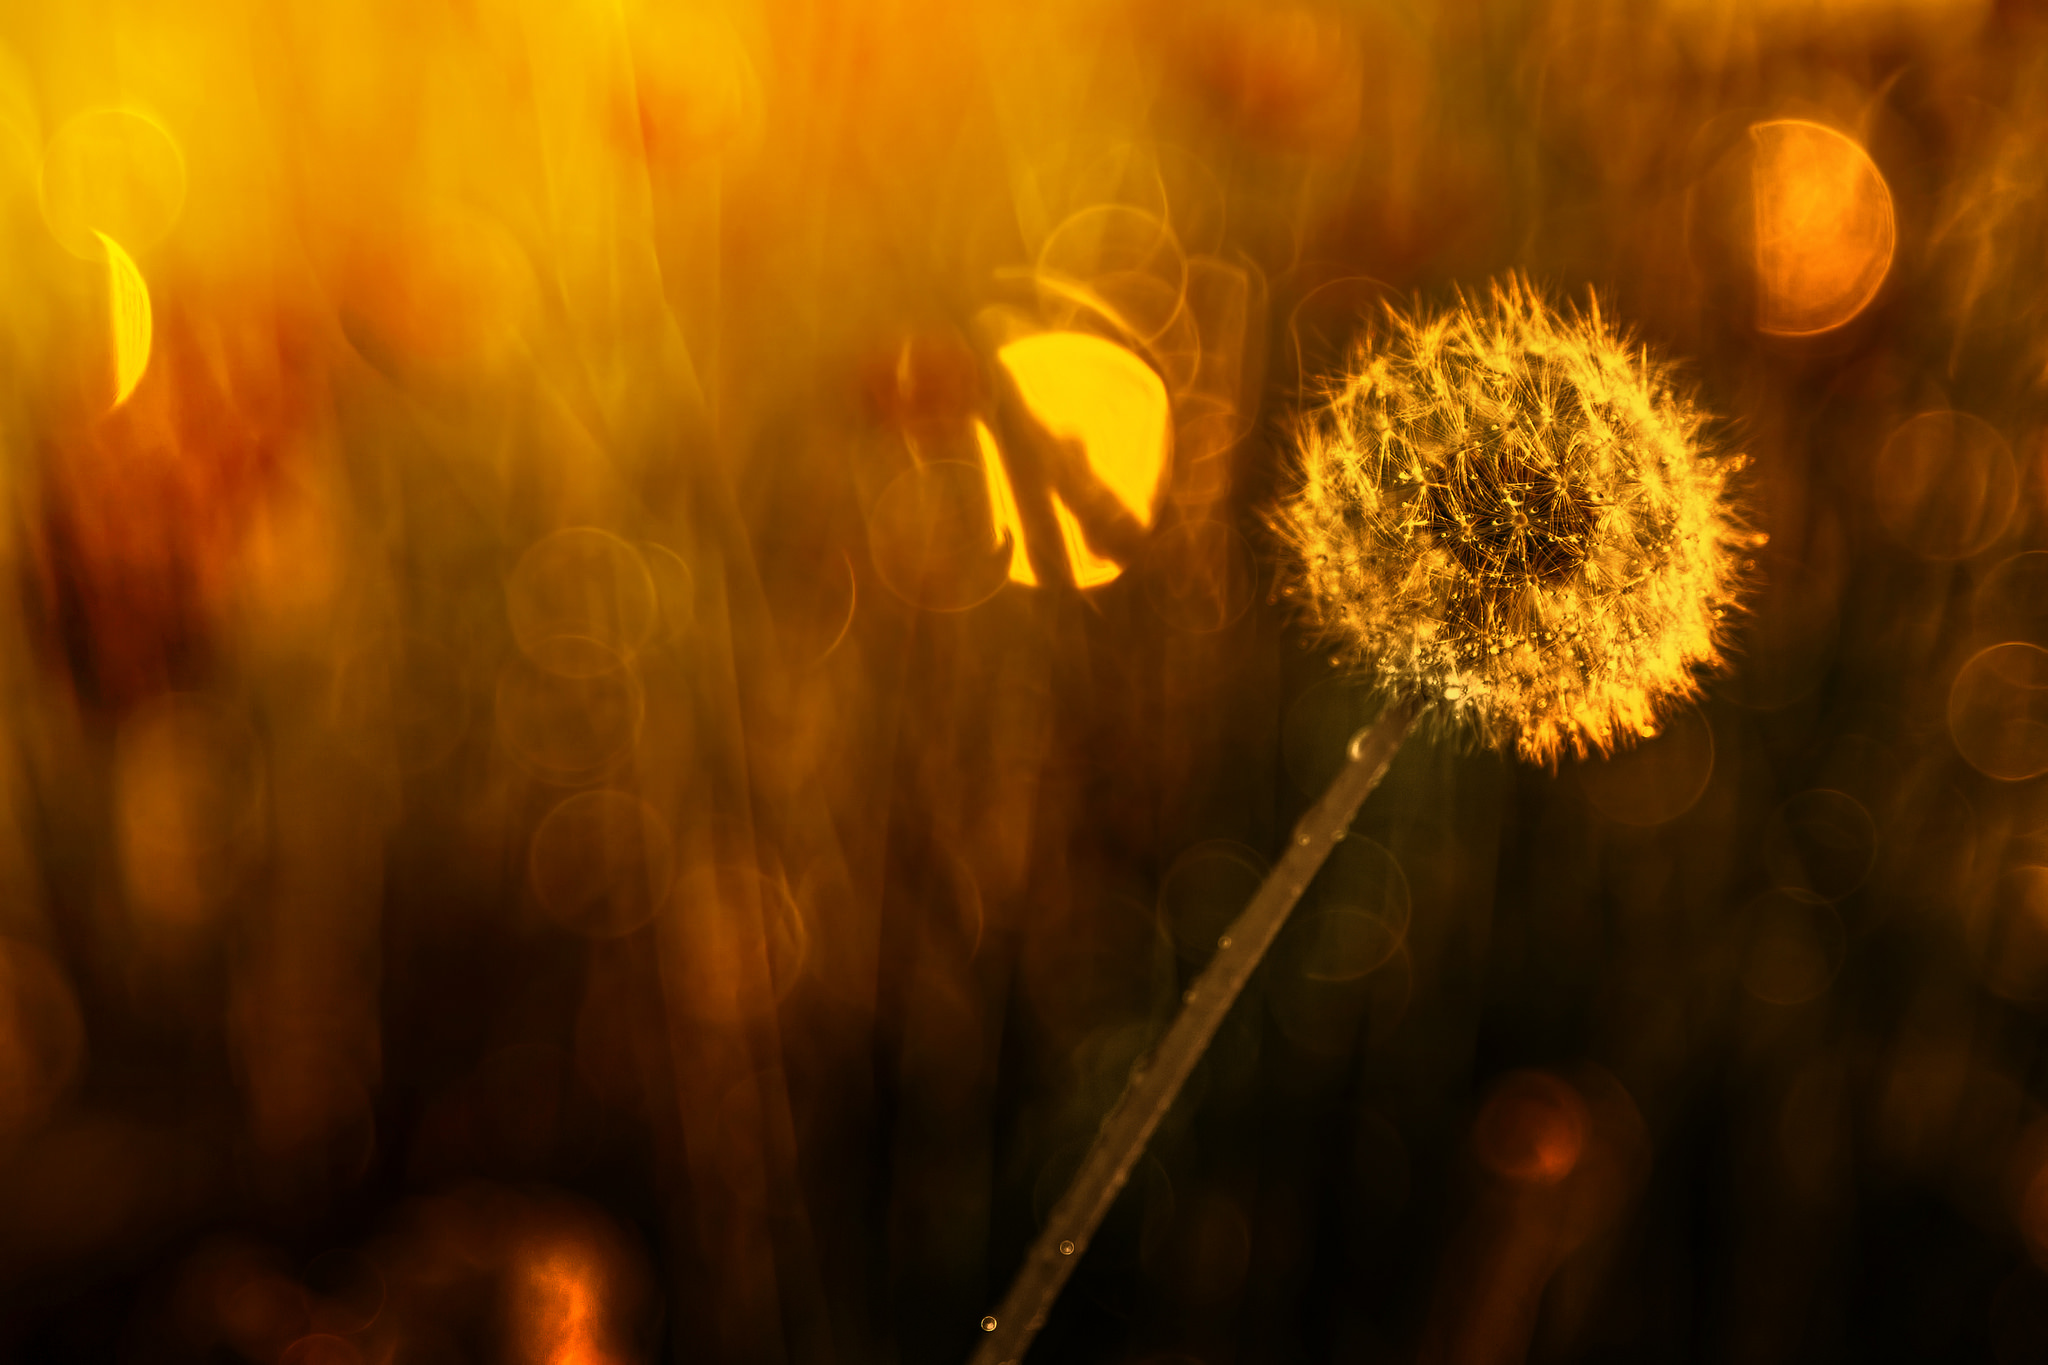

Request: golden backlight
left=97, top=229, right=151, bottom=408
left=995, top=331, right=1171, bottom=588
left=975, top=419, right=1036, bottom=587
left=1749, top=119, right=1895, bottom=334
left=3, top=0, right=2042, bottom=1359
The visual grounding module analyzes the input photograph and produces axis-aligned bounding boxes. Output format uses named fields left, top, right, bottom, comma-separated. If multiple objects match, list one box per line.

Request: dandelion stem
left=968, top=694, right=1421, bottom=1365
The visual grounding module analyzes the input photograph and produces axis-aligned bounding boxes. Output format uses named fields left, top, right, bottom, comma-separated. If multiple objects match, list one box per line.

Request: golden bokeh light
left=335, top=200, right=536, bottom=376
left=495, top=651, right=645, bottom=783
left=1749, top=119, right=1895, bottom=335
left=530, top=790, right=675, bottom=939
left=867, top=458, right=1013, bottom=610
left=38, top=106, right=186, bottom=260
left=975, top=418, right=1036, bottom=588
left=97, top=229, right=151, bottom=408
left=1575, top=704, right=1716, bottom=826
left=517, top=1249, right=618, bottom=1365
left=1875, top=410, right=2016, bottom=561
left=1950, top=642, right=2048, bottom=781
left=999, top=332, right=1172, bottom=534
left=507, top=529, right=661, bottom=676
left=1473, top=1071, right=1588, bottom=1186
left=989, top=330, right=1173, bottom=591
left=1050, top=496, right=1126, bottom=589
left=664, top=865, right=809, bottom=1024
left=1036, top=206, right=1189, bottom=349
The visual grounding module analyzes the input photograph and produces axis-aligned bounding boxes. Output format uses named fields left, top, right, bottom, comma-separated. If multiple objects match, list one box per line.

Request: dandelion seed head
left=1272, top=275, right=1755, bottom=765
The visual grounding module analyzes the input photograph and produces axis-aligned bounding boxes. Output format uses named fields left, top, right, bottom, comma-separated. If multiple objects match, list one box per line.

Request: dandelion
left=1272, top=274, right=1756, bottom=764
left=975, top=278, right=1758, bottom=1365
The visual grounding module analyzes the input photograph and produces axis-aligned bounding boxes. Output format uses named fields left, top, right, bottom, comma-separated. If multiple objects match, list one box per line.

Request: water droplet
left=1059, top=1240, right=1076, bottom=1256
left=1217, top=934, right=1233, bottom=949
left=982, top=1317, right=998, bottom=1332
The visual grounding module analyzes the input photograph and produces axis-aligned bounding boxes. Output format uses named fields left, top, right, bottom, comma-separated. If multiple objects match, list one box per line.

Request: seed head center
left=1425, top=420, right=1596, bottom=586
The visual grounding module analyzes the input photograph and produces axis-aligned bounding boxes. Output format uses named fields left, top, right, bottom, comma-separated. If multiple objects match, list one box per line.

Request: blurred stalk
left=970, top=694, right=1421, bottom=1365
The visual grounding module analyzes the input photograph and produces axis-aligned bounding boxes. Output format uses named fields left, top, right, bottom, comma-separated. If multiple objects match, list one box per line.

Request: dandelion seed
left=1271, top=275, right=1753, bottom=764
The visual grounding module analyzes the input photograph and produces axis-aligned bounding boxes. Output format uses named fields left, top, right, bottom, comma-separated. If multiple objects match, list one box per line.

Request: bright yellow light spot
left=98, top=230, right=151, bottom=408
left=1750, top=119, right=1895, bottom=335
left=39, top=107, right=187, bottom=261
left=974, top=419, right=1036, bottom=586
left=998, top=332, right=1170, bottom=528
left=1052, top=496, right=1124, bottom=588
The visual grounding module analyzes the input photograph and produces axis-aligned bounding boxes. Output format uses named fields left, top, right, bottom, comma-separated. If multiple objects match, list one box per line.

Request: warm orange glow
left=1473, top=1072, right=1588, bottom=1186
left=974, top=418, right=1036, bottom=587
left=495, top=650, right=646, bottom=782
left=999, top=332, right=1171, bottom=531
left=3, top=0, right=2040, bottom=1355
left=113, top=694, right=263, bottom=930
left=1749, top=119, right=1895, bottom=334
left=507, top=529, right=662, bottom=675
left=665, top=866, right=809, bottom=1024
left=97, top=230, right=152, bottom=408
left=1950, top=642, right=2048, bottom=781
left=38, top=107, right=187, bottom=261
left=529, top=789, right=675, bottom=938
left=993, top=331, right=1172, bottom=590
left=525, top=1251, right=615, bottom=1365
left=866, top=460, right=1012, bottom=610
left=1875, top=410, right=2016, bottom=561
left=336, top=200, right=536, bottom=375
left=1050, top=496, right=1125, bottom=589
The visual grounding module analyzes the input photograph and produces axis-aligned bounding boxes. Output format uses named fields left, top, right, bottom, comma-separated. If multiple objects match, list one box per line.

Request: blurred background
left=3, top=0, right=2048, bottom=1361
